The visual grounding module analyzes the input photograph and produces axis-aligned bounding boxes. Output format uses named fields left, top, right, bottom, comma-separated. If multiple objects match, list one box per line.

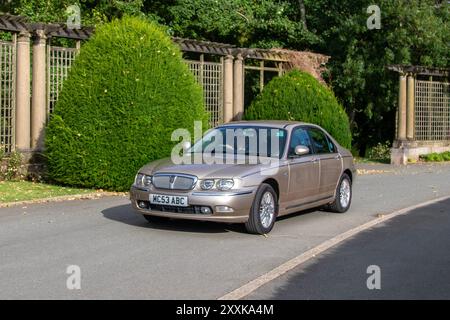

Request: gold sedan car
left=130, top=121, right=355, bottom=234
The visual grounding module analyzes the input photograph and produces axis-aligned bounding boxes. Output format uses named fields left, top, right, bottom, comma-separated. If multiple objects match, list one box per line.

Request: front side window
left=288, top=127, right=313, bottom=156
left=326, top=135, right=337, bottom=153
left=307, top=127, right=332, bottom=154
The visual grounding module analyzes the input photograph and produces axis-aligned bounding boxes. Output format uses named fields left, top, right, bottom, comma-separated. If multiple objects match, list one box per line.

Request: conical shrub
left=45, top=17, right=208, bottom=191
left=245, top=70, right=351, bottom=148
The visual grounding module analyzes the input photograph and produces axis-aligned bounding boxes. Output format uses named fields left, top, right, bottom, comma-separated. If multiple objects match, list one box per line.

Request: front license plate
left=149, top=194, right=188, bottom=207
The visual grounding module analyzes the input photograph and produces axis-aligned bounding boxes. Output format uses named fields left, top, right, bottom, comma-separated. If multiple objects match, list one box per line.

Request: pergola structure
left=0, top=14, right=328, bottom=160
left=0, top=14, right=91, bottom=155
left=0, top=14, right=93, bottom=38
left=387, top=65, right=450, bottom=164
left=172, top=36, right=293, bottom=125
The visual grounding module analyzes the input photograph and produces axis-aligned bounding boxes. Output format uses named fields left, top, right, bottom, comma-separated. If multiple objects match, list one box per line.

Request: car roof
left=218, top=120, right=310, bottom=129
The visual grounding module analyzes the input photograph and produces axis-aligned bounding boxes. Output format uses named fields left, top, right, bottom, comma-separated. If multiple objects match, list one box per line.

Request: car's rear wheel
left=328, top=173, right=352, bottom=213
left=245, top=183, right=278, bottom=234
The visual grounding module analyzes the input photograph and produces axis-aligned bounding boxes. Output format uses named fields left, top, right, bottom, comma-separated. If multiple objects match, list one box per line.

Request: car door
left=286, top=126, right=320, bottom=210
left=307, top=127, right=342, bottom=198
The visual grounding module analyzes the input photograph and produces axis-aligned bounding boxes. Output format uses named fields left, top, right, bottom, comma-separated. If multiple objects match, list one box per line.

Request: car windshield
left=189, top=126, right=287, bottom=159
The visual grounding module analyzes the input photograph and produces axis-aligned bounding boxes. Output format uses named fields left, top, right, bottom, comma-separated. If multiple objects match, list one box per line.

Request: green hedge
left=420, top=151, right=450, bottom=162
left=244, top=70, right=352, bottom=148
left=45, top=16, right=208, bottom=191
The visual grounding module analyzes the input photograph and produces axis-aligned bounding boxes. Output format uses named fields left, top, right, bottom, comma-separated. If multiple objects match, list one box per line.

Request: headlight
left=135, top=173, right=152, bottom=187
left=200, top=179, right=215, bottom=190
left=217, top=179, right=234, bottom=191
left=135, top=173, right=144, bottom=186
left=143, top=175, right=152, bottom=187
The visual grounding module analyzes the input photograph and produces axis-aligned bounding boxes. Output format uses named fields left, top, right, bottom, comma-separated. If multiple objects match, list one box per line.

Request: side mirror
left=294, top=145, right=310, bottom=156
left=181, top=141, right=191, bottom=153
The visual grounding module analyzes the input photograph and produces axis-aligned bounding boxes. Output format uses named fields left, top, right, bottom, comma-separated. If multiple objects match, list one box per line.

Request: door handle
left=311, top=158, right=319, bottom=163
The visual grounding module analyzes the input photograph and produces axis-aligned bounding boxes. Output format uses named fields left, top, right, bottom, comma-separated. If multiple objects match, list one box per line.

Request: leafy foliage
left=420, top=151, right=450, bottom=162
left=45, top=17, right=207, bottom=191
left=0, top=146, right=25, bottom=181
left=158, top=0, right=320, bottom=48
left=0, top=0, right=146, bottom=25
left=244, top=70, right=352, bottom=148
left=366, top=141, right=391, bottom=163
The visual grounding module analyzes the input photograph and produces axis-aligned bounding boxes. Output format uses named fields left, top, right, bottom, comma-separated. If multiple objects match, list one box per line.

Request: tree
left=0, top=0, right=145, bottom=25
left=148, top=0, right=320, bottom=49
left=304, top=0, right=449, bottom=154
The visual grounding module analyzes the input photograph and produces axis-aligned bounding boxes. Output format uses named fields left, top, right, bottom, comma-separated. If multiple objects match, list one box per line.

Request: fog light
left=215, top=205, right=234, bottom=213
left=200, top=206, right=212, bottom=214
left=138, top=201, right=147, bottom=209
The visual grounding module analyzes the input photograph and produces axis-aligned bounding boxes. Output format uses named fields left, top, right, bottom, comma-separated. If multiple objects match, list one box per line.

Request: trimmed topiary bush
left=244, top=70, right=352, bottom=148
left=45, top=16, right=208, bottom=191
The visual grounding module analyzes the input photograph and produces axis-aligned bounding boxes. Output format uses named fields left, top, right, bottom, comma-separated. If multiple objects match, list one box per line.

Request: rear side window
left=307, top=128, right=332, bottom=154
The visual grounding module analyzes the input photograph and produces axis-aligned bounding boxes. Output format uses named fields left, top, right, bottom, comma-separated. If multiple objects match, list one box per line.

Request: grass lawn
left=354, top=157, right=390, bottom=164
left=0, top=181, right=96, bottom=203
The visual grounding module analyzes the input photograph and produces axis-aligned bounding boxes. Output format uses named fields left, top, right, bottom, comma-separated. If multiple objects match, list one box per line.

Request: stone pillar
left=233, top=54, right=244, bottom=121
left=15, top=31, right=31, bottom=152
left=406, top=74, right=415, bottom=140
left=277, top=62, right=283, bottom=76
left=259, top=61, right=264, bottom=92
left=223, top=55, right=234, bottom=123
left=31, top=30, right=47, bottom=151
left=397, top=74, right=407, bottom=141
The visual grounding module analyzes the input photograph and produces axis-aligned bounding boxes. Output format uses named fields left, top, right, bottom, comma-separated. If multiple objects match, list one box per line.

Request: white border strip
left=218, top=194, right=450, bottom=300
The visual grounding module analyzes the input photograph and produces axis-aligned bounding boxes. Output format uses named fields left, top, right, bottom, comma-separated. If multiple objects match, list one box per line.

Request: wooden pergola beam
left=387, top=64, right=449, bottom=78
left=0, top=14, right=28, bottom=32
left=0, top=14, right=93, bottom=40
left=0, top=14, right=292, bottom=61
left=173, top=38, right=290, bottom=61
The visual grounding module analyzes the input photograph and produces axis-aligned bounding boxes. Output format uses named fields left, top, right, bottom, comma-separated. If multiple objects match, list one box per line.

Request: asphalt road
left=0, top=163, right=450, bottom=299
left=247, top=198, right=450, bottom=299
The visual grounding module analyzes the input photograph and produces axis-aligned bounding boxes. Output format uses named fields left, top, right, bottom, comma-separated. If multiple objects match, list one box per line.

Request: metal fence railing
left=186, top=60, right=223, bottom=127
left=0, top=40, right=15, bottom=154
left=47, top=46, right=78, bottom=116
left=415, top=80, right=450, bottom=141
left=47, top=52, right=224, bottom=127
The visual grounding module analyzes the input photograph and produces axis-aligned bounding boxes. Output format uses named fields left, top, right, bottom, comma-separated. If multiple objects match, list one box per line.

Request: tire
left=142, top=214, right=167, bottom=223
left=245, top=183, right=278, bottom=234
left=328, top=173, right=352, bottom=213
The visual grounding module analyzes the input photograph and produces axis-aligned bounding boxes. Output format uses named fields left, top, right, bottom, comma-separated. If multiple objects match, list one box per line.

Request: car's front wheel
left=245, top=183, right=278, bottom=234
left=328, top=173, right=352, bottom=213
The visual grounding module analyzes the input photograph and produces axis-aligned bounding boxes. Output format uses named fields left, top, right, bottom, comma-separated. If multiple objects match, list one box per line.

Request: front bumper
left=129, top=185, right=255, bottom=223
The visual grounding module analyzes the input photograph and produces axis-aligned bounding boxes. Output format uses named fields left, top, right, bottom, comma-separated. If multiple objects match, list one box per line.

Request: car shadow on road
left=276, top=207, right=321, bottom=222
left=101, top=204, right=247, bottom=234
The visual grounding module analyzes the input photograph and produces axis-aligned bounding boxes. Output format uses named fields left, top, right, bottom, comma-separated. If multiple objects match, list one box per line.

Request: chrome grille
left=152, top=173, right=197, bottom=190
